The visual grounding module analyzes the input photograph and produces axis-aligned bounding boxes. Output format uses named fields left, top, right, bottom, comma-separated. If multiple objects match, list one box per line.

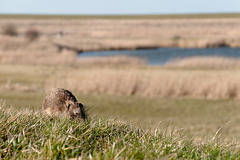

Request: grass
left=2, top=14, right=240, bottom=159
left=24, top=28, right=39, bottom=41
left=2, top=15, right=240, bottom=60
left=2, top=89, right=240, bottom=140
left=78, top=55, right=146, bottom=66
left=2, top=64, right=240, bottom=158
left=1, top=23, right=18, bottom=36
left=165, top=56, right=240, bottom=69
left=3, top=63, right=240, bottom=99
left=48, top=66, right=240, bottom=99
left=1, top=105, right=240, bottom=159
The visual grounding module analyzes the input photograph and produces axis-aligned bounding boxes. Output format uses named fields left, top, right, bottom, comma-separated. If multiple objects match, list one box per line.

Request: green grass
left=2, top=64, right=240, bottom=158
left=2, top=90, right=240, bottom=141
left=1, top=64, right=240, bottom=140
left=0, top=91, right=45, bottom=110
left=1, top=13, right=240, bottom=19
left=0, top=107, right=240, bottom=159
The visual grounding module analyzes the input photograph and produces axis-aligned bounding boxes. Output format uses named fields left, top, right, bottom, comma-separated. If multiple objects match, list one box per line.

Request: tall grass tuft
left=25, top=28, right=39, bottom=41
left=1, top=24, right=18, bottom=36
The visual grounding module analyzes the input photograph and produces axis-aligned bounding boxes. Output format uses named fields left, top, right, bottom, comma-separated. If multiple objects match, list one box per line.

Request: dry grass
left=25, top=28, right=39, bottom=41
left=1, top=18, right=240, bottom=64
left=165, top=56, right=240, bottom=69
left=1, top=58, right=240, bottom=99
left=1, top=23, right=18, bottom=36
left=1, top=18, right=240, bottom=59
left=78, top=55, right=146, bottom=66
left=0, top=35, right=145, bottom=65
left=45, top=66, right=240, bottom=99
left=0, top=36, right=78, bottom=64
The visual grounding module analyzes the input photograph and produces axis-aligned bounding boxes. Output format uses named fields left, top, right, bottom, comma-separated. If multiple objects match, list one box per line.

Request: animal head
left=65, top=101, right=86, bottom=120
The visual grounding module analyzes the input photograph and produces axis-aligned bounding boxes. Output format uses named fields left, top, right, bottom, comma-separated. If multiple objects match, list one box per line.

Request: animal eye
left=67, top=104, right=71, bottom=110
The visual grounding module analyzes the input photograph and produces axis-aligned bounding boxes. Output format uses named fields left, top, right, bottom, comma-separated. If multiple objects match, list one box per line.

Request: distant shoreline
left=1, top=17, right=240, bottom=64
left=1, top=13, right=240, bottom=19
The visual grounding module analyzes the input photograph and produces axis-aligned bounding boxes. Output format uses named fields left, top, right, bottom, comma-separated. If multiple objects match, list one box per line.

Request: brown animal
left=42, top=88, right=86, bottom=120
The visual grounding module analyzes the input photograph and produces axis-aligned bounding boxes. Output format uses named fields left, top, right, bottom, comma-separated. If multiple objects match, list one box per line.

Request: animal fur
left=42, top=88, right=86, bottom=120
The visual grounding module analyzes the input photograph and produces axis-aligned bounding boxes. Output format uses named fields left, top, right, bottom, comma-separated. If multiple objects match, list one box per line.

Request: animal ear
left=78, top=102, right=86, bottom=121
left=78, top=102, right=83, bottom=108
left=67, top=104, right=71, bottom=110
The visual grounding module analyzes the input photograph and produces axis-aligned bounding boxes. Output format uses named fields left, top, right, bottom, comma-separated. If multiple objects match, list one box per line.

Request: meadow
left=2, top=62, right=240, bottom=159
left=2, top=106, right=240, bottom=159
left=2, top=14, right=240, bottom=159
left=1, top=63, right=240, bottom=127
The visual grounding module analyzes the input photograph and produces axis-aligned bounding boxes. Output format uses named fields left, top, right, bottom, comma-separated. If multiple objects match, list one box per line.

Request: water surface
left=79, top=48, right=240, bottom=65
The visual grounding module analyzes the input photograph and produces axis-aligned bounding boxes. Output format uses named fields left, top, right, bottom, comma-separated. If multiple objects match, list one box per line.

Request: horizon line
left=1, top=12, right=240, bottom=19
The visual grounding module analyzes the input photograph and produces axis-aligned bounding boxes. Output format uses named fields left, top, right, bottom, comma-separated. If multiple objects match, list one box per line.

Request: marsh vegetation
left=2, top=63, right=240, bottom=137
left=2, top=14, right=240, bottom=159
left=2, top=16, right=240, bottom=64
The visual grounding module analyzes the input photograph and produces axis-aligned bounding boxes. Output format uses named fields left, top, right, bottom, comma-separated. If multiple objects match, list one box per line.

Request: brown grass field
left=1, top=15, right=240, bottom=64
left=1, top=14, right=240, bottom=99
left=166, top=56, right=240, bottom=69
left=1, top=57, right=240, bottom=99
left=45, top=62, right=240, bottom=99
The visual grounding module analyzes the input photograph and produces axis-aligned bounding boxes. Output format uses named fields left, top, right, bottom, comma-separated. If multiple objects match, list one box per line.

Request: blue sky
left=0, top=0, right=240, bottom=15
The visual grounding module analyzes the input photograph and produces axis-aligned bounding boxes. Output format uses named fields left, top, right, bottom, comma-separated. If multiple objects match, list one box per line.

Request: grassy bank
left=2, top=89, right=240, bottom=139
left=2, top=89, right=240, bottom=140
left=0, top=106, right=240, bottom=159
left=2, top=64, right=240, bottom=158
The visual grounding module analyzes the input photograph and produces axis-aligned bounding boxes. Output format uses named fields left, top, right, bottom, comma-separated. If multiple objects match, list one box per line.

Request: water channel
left=79, top=48, right=240, bottom=65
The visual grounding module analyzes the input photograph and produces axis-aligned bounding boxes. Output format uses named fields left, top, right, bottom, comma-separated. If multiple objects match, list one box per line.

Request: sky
left=0, top=0, right=240, bottom=15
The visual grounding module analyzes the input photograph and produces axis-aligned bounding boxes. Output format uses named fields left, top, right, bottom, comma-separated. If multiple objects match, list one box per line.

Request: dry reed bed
left=2, top=18, right=240, bottom=39
left=2, top=18, right=240, bottom=64
left=166, top=56, right=240, bottom=69
left=0, top=36, right=78, bottom=64
left=1, top=55, right=240, bottom=99
left=1, top=18, right=240, bottom=62
left=78, top=55, right=146, bottom=66
left=46, top=67, right=240, bottom=99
